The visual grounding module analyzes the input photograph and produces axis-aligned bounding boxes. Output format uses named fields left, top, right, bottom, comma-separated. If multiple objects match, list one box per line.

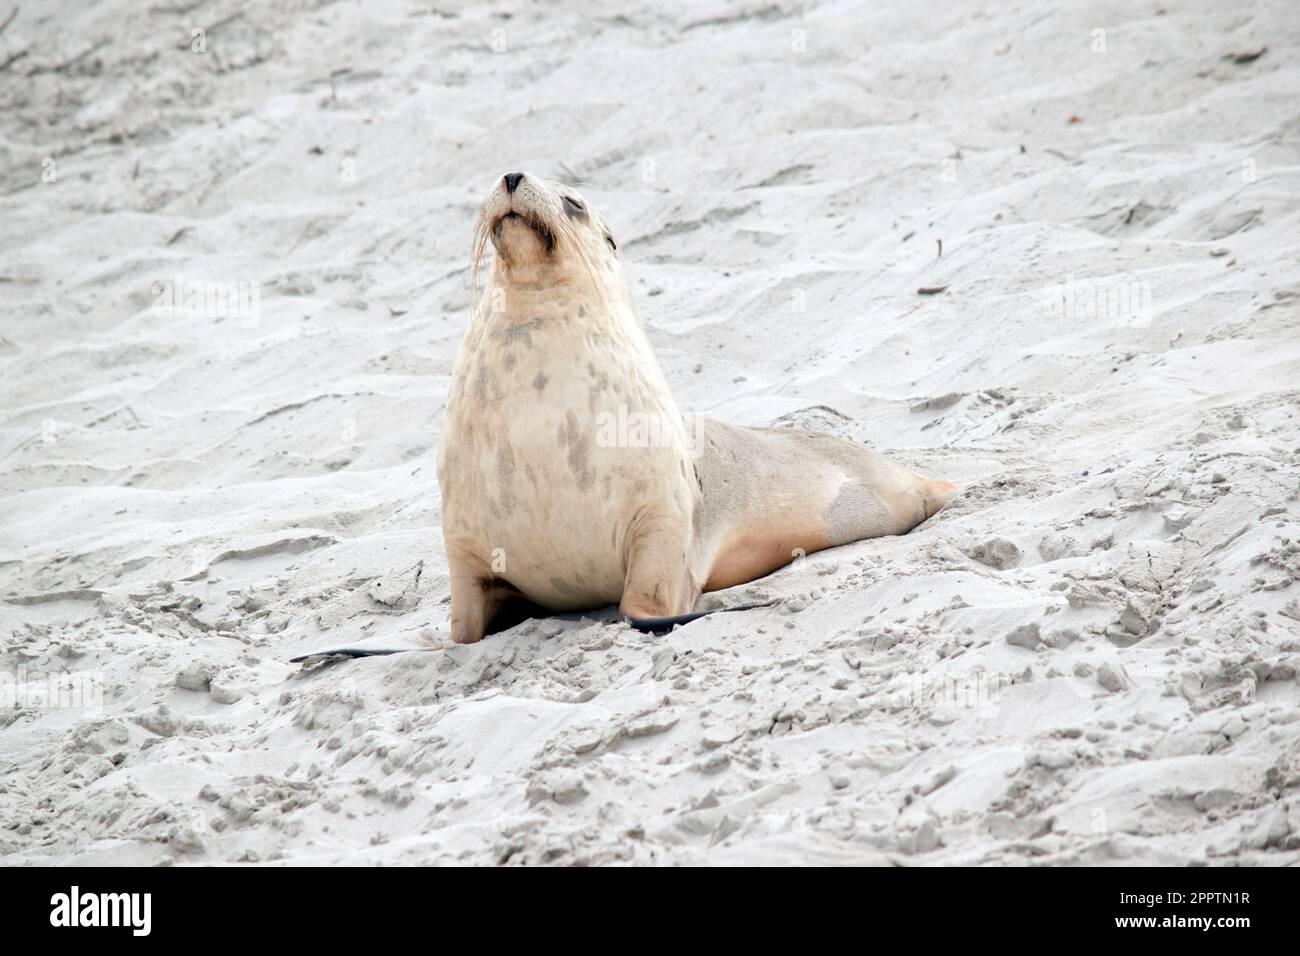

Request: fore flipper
left=626, top=601, right=775, bottom=634
left=289, top=647, right=412, bottom=664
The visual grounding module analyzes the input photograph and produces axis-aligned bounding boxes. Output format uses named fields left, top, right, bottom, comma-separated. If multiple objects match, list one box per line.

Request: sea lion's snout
left=471, top=172, right=622, bottom=289
left=481, top=171, right=558, bottom=259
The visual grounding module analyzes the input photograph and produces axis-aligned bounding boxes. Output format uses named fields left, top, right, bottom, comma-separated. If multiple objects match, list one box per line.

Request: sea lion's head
left=471, top=171, right=622, bottom=298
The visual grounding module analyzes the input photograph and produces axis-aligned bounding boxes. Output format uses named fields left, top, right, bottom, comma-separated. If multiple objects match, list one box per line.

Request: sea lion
left=435, top=171, right=955, bottom=645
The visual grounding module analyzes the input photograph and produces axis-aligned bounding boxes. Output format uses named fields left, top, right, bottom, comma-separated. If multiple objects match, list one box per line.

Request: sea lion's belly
left=438, top=315, right=693, bottom=610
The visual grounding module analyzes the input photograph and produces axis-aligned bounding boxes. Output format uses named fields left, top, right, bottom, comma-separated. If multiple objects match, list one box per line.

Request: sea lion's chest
left=437, top=303, right=693, bottom=606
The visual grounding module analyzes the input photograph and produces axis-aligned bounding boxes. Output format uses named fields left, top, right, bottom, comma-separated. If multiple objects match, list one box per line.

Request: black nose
left=503, top=172, right=524, bottom=193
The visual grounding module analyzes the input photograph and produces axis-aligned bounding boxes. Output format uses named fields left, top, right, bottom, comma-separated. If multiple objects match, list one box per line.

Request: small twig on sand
left=59, top=38, right=108, bottom=69
left=328, top=67, right=350, bottom=102
left=1225, top=47, right=1266, bottom=65
left=174, top=11, right=244, bottom=50
left=30, top=37, right=108, bottom=74
left=150, top=0, right=206, bottom=14
left=0, top=7, right=18, bottom=37
left=208, top=11, right=244, bottom=33
left=0, top=44, right=28, bottom=71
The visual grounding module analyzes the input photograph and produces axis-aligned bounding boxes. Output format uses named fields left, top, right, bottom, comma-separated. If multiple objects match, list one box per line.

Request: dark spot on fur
left=473, top=365, right=494, bottom=404
left=533, top=371, right=548, bottom=392
left=490, top=315, right=545, bottom=346
left=495, top=442, right=516, bottom=515
left=557, top=410, right=595, bottom=490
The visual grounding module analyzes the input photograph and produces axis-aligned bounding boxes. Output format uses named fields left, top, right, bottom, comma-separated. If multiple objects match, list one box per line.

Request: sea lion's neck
left=481, top=265, right=634, bottom=335
left=493, top=257, right=567, bottom=288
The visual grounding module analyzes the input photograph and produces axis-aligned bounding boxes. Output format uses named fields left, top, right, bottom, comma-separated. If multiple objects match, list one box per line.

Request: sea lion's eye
left=562, top=196, right=585, bottom=216
left=606, top=235, right=617, bottom=251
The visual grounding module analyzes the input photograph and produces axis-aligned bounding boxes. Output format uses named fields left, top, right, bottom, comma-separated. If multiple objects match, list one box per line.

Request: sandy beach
left=2, top=0, right=1299, bottom=865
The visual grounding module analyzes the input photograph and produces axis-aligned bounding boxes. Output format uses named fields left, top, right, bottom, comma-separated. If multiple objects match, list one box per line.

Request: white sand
left=2, top=0, right=1298, bottom=865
